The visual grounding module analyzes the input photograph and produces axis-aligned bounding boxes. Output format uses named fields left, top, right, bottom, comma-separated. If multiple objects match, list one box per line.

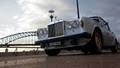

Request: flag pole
left=76, top=0, right=80, bottom=19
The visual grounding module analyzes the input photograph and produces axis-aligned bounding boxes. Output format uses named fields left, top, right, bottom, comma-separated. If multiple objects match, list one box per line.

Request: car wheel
left=90, top=31, right=102, bottom=54
left=111, top=42, right=118, bottom=53
left=45, top=49, right=60, bottom=56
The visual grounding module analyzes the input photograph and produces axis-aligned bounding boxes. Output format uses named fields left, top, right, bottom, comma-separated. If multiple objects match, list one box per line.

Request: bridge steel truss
left=0, top=31, right=37, bottom=44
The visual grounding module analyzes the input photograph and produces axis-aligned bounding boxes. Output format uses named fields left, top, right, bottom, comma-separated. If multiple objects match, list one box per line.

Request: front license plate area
left=49, top=41, right=61, bottom=46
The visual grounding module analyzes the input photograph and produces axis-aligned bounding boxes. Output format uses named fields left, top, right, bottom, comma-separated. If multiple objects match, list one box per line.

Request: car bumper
left=35, top=32, right=91, bottom=45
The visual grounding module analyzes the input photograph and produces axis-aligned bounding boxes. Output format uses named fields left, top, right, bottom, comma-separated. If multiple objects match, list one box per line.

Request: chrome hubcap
left=95, top=34, right=102, bottom=51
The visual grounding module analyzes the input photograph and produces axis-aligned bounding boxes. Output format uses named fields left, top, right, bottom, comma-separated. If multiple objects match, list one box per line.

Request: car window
left=106, top=23, right=111, bottom=31
left=93, top=18, right=99, bottom=22
left=99, top=18, right=105, bottom=26
left=99, top=18, right=110, bottom=31
left=90, top=17, right=99, bottom=23
left=104, top=23, right=109, bottom=30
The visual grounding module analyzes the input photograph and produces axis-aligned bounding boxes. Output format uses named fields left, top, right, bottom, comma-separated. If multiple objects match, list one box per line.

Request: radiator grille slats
left=48, top=22, right=64, bottom=37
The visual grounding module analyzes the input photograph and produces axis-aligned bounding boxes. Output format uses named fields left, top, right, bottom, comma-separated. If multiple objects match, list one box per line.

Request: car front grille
left=48, top=22, right=64, bottom=37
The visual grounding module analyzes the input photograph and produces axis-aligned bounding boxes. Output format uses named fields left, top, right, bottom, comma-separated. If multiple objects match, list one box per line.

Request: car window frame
left=90, top=17, right=99, bottom=23
left=99, top=17, right=111, bottom=31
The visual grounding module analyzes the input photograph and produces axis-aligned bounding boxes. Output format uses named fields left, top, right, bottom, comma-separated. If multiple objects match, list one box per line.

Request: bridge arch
left=0, top=31, right=37, bottom=44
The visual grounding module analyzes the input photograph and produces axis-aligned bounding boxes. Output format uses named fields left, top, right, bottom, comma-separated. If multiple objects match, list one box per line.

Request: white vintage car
left=35, top=16, right=118, bottom=56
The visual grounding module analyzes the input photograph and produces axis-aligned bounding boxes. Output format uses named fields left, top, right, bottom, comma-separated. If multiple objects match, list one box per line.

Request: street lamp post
left=50, top=15, right=53, bottom=22
left=49, top=10, right=55, bottom=22
left=76, top=0, right=80, bottom=19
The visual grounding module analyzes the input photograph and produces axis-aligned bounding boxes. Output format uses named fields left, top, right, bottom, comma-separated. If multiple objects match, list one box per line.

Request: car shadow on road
left=56, top=51, right=120, bottom=57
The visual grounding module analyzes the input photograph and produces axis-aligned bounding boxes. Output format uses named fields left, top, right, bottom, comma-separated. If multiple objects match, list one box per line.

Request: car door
left=99, top=18, right=111, bottom=46
left=104, top=23, right=115, bottom=46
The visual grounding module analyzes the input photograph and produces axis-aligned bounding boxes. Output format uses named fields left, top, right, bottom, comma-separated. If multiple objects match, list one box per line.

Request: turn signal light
left=37, top=32, right=39, bottom=36
left=80, top=21, right=84, bottom=27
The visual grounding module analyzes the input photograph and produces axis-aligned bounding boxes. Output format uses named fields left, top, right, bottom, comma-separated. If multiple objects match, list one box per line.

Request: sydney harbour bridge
left=0, top=31, right=37, bottom=44
left=0, top=31, right=39, bottom=50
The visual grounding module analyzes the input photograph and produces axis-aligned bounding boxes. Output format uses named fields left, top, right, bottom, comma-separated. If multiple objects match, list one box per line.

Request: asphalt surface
left=0, top=51, right=120, bottom=68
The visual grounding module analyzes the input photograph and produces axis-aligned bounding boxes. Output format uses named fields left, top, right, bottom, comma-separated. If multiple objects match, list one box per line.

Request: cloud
left=15, top=0, right=77, bottom=32
left=13, top=15, right=19, bottom=20
left=95, top=0, right=120, bottom=39
left=1, top=0, right=120, bottom=42
left=78, top=0, right=120, bottom=41
left=0, top=25, right=17, bottom=37
left=15, top=0, right=120, bottom=41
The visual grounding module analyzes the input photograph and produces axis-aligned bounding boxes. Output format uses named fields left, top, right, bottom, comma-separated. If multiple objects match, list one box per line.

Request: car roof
left=89, top=16, right=101, bottom=18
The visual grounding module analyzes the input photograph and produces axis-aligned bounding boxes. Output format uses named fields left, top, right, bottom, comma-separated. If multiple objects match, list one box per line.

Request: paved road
left=0, top=51, right=120, bottom=68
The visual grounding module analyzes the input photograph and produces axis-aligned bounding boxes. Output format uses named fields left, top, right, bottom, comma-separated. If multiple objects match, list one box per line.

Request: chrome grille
left=48, top=22, right=64, bottom=37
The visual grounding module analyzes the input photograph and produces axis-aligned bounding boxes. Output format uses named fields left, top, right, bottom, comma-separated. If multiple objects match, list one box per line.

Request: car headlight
left=43, top=28, right=48, bottom=34
left=39, top=29, right=44, bottom=35
left=72, top=20, right=79, bottom=27
left=66, top=21, right=73, bottom=29
left=66, top=21, right=79, bottom=29
left=39, top=28, right=48, bottom=35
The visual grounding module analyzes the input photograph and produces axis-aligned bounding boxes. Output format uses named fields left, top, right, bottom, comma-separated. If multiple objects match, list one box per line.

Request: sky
left=0, top=0, right=120, bottom=41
